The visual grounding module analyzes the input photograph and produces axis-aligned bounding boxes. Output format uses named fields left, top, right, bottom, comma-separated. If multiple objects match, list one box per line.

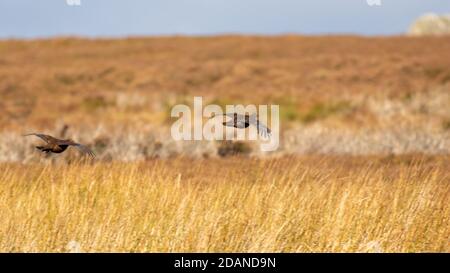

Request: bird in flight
left=24, top=133, right=95, bottom=158
left=212, top=113, right=271, bottom=138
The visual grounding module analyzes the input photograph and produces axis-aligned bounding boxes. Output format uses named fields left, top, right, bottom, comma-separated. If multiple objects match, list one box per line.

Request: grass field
left=1, top=36, right=449, bottom=159
left=0, top=156, right=448, bottom=252
left=0, top=36, right=449, bottom=252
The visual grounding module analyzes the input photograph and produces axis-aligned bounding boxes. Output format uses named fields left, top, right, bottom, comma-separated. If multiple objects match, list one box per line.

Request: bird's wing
left=224, top=113, right=238, bottom=119
left=73, top=144, right=96, bottom=158
left=221, top=113, right=249, bottom=128
left=223, top=120, right=247, bottom=128
left=23, top=133, right=57, bottom=144
left=249, top=118, right=272, bottom=138
left=212, top=112, right=248, bottom=119
left=210, top=113, right=234, bottom=125
left=210, top=113, right=235, bottom=120
left=61, top=141, right=95, bottom=158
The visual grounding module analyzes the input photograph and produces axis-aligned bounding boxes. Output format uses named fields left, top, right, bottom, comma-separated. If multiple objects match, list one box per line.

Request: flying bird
left=212, top=113, right=271, bottom=138
left=24, top=133, right=95, bottom=157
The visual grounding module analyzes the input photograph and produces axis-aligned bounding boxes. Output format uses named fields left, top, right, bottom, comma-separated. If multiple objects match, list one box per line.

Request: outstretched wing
left=23, top=133, right=58, bottom=144
left=212, top=113, right=250, bottom=128
left=210, top=113, right=235, bottom=120
left=58, top=140, right=95, bottom=158
left=223, top=113, right=237, bottom=120
left=249, top=118, right=271, bottom=138
left=71, top=143, right=96, bottom=158
left=211, top=113, right=234, bottom=127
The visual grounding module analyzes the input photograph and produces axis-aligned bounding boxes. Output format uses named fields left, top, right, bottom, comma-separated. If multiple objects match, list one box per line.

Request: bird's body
left=214, top=113, right=271, bottom=138
left=24, top=133, right=95, bottom=157
left=223, top=113, right=250, bottom=128
left=36, top=144, right=68, bottom=154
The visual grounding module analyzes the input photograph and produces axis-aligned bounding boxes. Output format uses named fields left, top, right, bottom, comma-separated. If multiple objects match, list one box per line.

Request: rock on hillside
left=408, top=13, right=450, bottom=36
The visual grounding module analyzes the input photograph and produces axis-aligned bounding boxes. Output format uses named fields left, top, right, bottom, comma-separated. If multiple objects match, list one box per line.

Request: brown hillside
left=1, top=35, right=450, bottom=129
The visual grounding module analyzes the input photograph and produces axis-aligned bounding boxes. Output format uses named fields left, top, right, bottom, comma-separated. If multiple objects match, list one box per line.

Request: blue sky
left=0, top=0, right=449, bottom=38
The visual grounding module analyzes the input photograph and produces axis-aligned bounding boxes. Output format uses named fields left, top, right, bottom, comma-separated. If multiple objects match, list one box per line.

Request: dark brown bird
left=212, top=113, right=271, bottom=138
left=24, top=133, right=95, bottom=157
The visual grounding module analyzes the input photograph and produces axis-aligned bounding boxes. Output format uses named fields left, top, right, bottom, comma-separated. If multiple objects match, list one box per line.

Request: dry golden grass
left=0, top=156, right=448, bottom=252
left=0, top=36, right=449, bottom=252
